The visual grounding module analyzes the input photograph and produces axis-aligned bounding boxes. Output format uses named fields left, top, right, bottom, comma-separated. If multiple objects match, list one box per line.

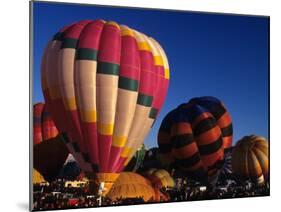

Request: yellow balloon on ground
left=144, top=169, right=175, bottom=189
left=32, top=169, right=46, bottom=184
left=106, top=172, right=155, bottom=202
left=232, top=135, right=268, bottom=185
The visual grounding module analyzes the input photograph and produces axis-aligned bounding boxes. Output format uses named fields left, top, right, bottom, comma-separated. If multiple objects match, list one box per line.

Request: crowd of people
left=33, top=179, right=147, bottom=210
left=33, top=191, right=146, bottom=210
left=32, top=177, right=269, bottom=210
left=162, top=180, right=269, bottom=202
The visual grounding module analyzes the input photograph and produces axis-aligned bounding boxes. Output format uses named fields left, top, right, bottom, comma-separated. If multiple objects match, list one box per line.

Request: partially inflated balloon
left=144, top=169, right=175, bottom=189
left=41, top=20, right=170, bottom=194
left=33, top=103, right=69, bottom=181
left=33, top=103, right=58, bottom=145
left=232, top=135, right=268, bottom=185
left=33, top=135, right=69, bottom=182
left=106, top=172, right=155, bottom=202
left=158, top=96, right=233, bottom=183
left=32, top=168, right=46, bottom=184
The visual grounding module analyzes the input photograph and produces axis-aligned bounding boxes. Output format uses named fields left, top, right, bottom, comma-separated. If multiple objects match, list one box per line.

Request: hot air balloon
left=232, top=135, right=268, bottom=185
left=144, top=169, right=175, bottom=189
left=33, top=103, right=69, bottom=181
left=33, top=103, right=59, bottom=145
left=41, top=19, right=170, bottom=195
left=106, top=172, right=156, bottom=202
left=158, top=96, right=233, bottom=184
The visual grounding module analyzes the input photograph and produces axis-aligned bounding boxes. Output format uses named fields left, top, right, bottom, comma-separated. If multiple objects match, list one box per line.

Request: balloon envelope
left=232, top=135, right=268, bottom=185
left=158, top=96, right=233, bottom=183
left=41, top=20, right=170, bottom=179
left=33, top=103, right=59, bottom=145
left=33, top=135, right=69, bottom=182
left=32, top=168, right=46, bottom=184
left=106, top=172, right=155, bottom=202
left=33, top=102, right=69, bottom=181
left=144, top=169, right=175, bottom=189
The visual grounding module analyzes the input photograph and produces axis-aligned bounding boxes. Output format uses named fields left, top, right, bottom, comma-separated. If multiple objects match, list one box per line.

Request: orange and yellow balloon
left=232, top=135, right=268, bottom=185
left=107, top=172, right=156, bottom=202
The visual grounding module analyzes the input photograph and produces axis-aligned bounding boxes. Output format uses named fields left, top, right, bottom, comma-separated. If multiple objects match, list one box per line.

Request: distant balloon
left=33, top=103, right=69, bottom=181
left=33, top=103, right=58, bottom=145
left=41, top=20, right=170, bottom=194
left=158, top=96, right=233, bottom=183
left=232, top=135, right=268, bottom=185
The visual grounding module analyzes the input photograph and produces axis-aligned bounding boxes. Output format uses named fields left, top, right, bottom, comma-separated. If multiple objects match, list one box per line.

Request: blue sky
left=32, top=2, right=269, bottom=148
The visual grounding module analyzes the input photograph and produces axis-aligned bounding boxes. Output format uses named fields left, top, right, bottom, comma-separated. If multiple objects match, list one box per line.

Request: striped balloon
left=158, top=96, right=233, bottom=183
left=41, top=20, right=170, bottom=192
left=33, top=103, right=59, bottom=145
left=232, top=135, right=268, bottom=185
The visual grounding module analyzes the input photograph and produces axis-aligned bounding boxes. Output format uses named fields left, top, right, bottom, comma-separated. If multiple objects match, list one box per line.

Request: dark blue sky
left=32, top=2, right=269, bottom=148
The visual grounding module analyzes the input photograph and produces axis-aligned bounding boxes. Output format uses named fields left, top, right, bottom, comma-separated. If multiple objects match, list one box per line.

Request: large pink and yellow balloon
left=41, top=19, right=170, bottom=193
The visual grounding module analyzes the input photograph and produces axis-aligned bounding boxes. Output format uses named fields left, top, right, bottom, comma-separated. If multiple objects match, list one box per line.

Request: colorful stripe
left=76, top=48, right=98, bottom=61
left=97, top=62, right=120, bottom=75
left=118, top=76, right=138, bottom=91
left=137, top=93, right=153, bottom=106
